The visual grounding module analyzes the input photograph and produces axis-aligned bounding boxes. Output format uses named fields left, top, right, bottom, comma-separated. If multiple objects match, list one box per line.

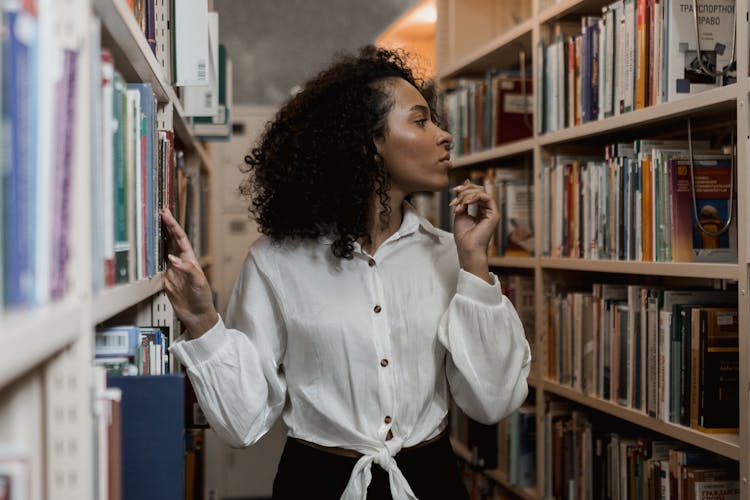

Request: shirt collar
left=318, top=201, right=446, bottom=245
left=400, top=201, right=445, bottom=241
left=318, top=201, right=445, bottom=245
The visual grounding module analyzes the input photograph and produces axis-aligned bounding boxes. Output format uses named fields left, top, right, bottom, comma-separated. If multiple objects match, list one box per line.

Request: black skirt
left=271, top=432, right=470, bottom=500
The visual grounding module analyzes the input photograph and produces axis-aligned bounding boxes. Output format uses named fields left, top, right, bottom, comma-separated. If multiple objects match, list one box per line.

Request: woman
left=161, top=46, right=530, bottom=500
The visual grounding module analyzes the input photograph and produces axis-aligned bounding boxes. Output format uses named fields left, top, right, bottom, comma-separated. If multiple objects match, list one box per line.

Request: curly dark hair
left=241, top=46, right=435, bottom=259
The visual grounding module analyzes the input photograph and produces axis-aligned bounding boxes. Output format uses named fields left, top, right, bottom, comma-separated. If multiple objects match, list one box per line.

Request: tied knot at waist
left=343, top=441, right=418, bottom=500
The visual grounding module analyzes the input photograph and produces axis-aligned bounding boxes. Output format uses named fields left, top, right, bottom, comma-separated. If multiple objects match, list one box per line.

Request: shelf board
left=452, top=138, right=535, bottom=168
left=0, top=301, right=83, bottom=390
left=489, top=256, right=537, bottom=269
left=540, top=257, right=739, bottom=280
left=538, top=0, right=612, bottom=24
left=92, top=273, right=165, bottom=324
left=439, top=18, right=535, bottom=79
left=539, top=84, right=738, bottom=146
left=542, top=380, right=741, bottom=460
left=484, top=470, right=538, bottom=500
left=95, top=0, right=170, bottom=102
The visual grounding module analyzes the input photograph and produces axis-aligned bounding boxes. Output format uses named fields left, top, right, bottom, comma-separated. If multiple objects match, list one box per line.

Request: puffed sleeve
left=169, top=249, right=287, bottom=447
left=437, top=269, right=531, bottom=424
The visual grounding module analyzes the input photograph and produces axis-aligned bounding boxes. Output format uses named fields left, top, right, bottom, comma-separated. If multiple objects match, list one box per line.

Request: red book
left=492, top=76, right=533, bottom=146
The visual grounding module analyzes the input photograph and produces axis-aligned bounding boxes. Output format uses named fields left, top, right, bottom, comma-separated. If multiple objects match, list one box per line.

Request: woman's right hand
left=160, top=208, right=219, bottom=340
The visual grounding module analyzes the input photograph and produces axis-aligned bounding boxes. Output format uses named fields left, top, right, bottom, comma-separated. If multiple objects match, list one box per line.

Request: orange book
left=635, top=0, right=649, bottom=109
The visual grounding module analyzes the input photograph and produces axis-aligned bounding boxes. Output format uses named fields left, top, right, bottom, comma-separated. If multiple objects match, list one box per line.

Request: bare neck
left=361, top=192, right=405, bottom=256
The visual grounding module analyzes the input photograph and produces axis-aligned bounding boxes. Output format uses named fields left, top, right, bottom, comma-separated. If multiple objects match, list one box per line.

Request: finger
left=455, top=191, right=491, bottom=207
left=162, top=210, right=199, bottom=263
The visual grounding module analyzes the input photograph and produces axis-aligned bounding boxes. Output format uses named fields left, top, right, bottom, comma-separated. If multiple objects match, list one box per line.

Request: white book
left=126, top=89, right=144, bottom=279
left=664, top=0, right=735, bottom=101
left=173, top=0, right=209, bottom=86
left=603, top=4, right=617, bottom=116
left=124, top=91, right=138, bottom=283
left=547, top=42, right=559, bottom=132
left=101, top=57, right=115, bottom=285
left=614, top=0, right=626, bottom=115
left=652, top=0, right=664, bottom=105
left=182, top=11, right=219, bottom=116
left=597, top=16, right=607, bottom=121
left=623, top=0, right=636, bottom=112
left=34, top=0, right=61, bottom=304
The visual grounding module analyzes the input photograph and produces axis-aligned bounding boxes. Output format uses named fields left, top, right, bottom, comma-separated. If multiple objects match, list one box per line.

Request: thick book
left=668, top=156, right=735, bottom=262
left=126, top=83, right=156, bottom=276
left=693, top=307, right=739, bottom=432
left=491, top=75, right=533, bottom=146
left=107, top=375, right=185, bottom=500
left=172, top=0, right=209, bottom=86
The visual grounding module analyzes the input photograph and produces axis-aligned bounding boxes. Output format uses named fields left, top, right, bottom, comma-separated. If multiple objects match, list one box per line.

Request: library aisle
left=3, top=0, right=750, bottom=498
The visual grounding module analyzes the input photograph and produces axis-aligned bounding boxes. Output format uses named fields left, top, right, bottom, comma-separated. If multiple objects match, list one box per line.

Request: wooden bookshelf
left=540, top=258, right=740, bottom=280
left=451, top=137, right=535, bottom=167
left=437, top=0, right=750, bottom=495
left=92, top=274, right=165, bottom=324
left=0, top=301, right=84, bottom=389
left=450, top=437, right=539, bottom=499
left=0, top=1, right=221, bottom=497
left=543, top=380, right=741, bottom=460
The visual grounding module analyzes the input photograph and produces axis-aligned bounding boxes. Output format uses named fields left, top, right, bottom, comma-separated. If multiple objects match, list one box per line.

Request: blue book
left=126, top=83, right=156, bottom=276
left=107, top=375, right=185, bottom=500
left=2, top=4, right=37, bottom=305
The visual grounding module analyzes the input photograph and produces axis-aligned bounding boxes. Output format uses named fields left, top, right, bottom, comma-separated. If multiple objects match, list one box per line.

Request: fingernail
left=167, top=254, right=182, bottom=265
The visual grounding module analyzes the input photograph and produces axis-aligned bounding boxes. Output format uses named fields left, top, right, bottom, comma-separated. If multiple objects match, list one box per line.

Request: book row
left=538, top=0, right=735, bottom=133
left=544, top=405, right=739, bottom=500
left=92, top=40, right=209, bottom=292
left=440, top=73, right=534, bottom=158
left=451, top=402, right=538, bottom=491
left=95, top=325, right=171, bottom=376
left=427, top=169, right=536, bottom=258
left=120, top=0, right=234, bottom=133
left=546, top=283, right=738, bottom=432
left=540, top=139, right=736, bottom=263
left=1, top=1, right=81, bottom=308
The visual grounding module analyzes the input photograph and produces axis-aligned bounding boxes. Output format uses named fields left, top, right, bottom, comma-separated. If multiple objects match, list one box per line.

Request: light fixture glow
left=410, top=3, right=437, bottom=24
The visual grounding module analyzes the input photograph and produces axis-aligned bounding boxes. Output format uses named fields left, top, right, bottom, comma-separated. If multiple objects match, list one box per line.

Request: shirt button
left=384, top=416, right=392, bottom=424
left=374, top=305, right=382, bottom=313
left=380, top=358, right=389, bottom=367
left=368, top=258, right=376, bottom=267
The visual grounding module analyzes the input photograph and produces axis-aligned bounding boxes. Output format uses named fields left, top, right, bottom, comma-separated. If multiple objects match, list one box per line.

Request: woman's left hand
left=449, top=179, right=500, bottom=282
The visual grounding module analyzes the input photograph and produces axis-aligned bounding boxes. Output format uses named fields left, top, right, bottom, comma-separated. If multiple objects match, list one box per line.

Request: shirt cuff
left=169, top=315, right=226, bottom=367
left=456, top=269, right=503, bottom=306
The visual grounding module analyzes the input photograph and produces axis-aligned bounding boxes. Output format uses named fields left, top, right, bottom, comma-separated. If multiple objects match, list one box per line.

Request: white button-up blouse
left=169, top=204, right=531, bottom=499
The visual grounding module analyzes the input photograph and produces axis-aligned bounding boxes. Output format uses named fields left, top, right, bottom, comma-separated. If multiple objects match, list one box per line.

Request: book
left=182, top=12, right=219, bottom=117
left=664, top=0, right=735, bottom=101
left=492, top=75, right=534, bottom=145
left=172, top=0, right=209, bottom=86
left=694, top=480, right=740, bottom=500
left=107, top=375, right=186, bottom=500
left=0, top=446, right=29, bottom=500
left=668, top=156, right=735, bottom=262
left=693, top=307, right=739, bottom=432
